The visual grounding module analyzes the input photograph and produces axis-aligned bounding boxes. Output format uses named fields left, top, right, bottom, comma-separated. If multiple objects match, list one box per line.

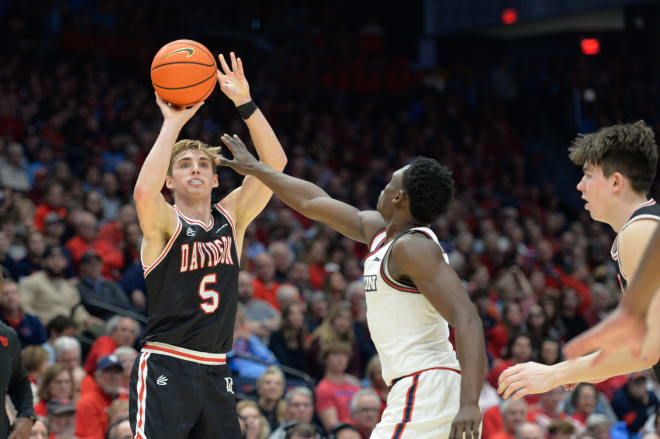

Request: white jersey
left=363, top=227, right=460, bottom=386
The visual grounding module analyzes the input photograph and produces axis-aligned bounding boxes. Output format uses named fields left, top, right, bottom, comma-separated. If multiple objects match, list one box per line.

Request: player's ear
left=611, top=172, right=625, bottom=192
left=212, top=174, right=219, bottom=189
left=165, top=175, right=175, bottom=190
left=392, top=190, right=407, bottom=206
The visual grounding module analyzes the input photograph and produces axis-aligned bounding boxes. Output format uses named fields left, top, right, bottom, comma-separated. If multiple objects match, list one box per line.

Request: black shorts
left=129, top=349, right=241, bottom=439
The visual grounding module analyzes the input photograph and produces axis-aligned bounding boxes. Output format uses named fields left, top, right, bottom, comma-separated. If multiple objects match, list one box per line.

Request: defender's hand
left=218, top=134, right=260, bottom=175
left=498, top=362, right=556, bottom=399
left=449, top=403, right=481, bottom=439
left=217, top=52, right=251, bottom=106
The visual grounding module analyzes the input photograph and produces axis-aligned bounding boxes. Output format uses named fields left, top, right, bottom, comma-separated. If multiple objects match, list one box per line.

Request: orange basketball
left=151, top=40, right=217, bottom=107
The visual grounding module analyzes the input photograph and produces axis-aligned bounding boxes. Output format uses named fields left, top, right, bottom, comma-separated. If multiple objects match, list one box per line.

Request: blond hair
left=168, top=139, right=222, bottom=176
left=236, top=400, right=271, bottom=439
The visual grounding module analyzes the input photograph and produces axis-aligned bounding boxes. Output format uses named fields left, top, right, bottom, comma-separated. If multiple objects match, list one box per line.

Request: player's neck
left=173, top=198, right=212, bottom=225
left=609, top=193, right=650, bottom=232
left=385, top=218, right=424, bottom=241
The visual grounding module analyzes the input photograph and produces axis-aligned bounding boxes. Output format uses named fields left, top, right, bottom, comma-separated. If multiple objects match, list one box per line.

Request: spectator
left=322, top=272, right=347, bottom=306
left=230, top=308, right=279, bottom=379
left=14, top=232, right=46, bottom=278
left=487, top=333, right=533, bottom=389
left=65, top=212, right=123, bottom=279
left=0, top=319, right=36, bottom=438
left=547, top=419, right=576, bottom=439
left=0, top=230, right=21, bottom=281
left=515, top=422, right=544, bottom=439
left=21, top=346, right=50, bottom=400
left=488, top=302, right=524, bottom=360
left=34, top=364, right=74, bottom=417
left=492, top=399, right=529, bottom=439
left=75, top=354, right=123, bottom=439
left=284, top=422, right=320, bottom=439
left=289, top=261, right=313, bottom=299
left=305, top=291, right=328, bottom=333
left=364, top=355, right=388, bottom=417
left=253, top=252, right=281, bottom=310
left=315, top=342, right=361, bottom=431
left=238, top=399, right=271, bottom=439
left=256, top=366, right=287, bottom=431
left=346, top=282, right=375, bottom=371
left=307, top=302, right=361, bottom=381
left=526, top=304, right=560, bottom=350
left=112, top=346, right=137, bottom=399
left=76, top=252, right=132, bottom=320
left=585, top=414, right=612, bottom=439
left=1, top=277, right=47, bottom=347
left=106, top=417, right=131, bottom=439
left=349, top=389, right=381, bottom=439
left=97, top=204, right=136, bottom=247
left=276, top=284, right=301, bottom=311
left=82, top=190, right=103, bottom=222
left=42, top=213, right=67, bottom=247
left=53, top=336, right=85, bottom=397
left=559, top=289, right=589, bottom=341
left=268, top=387, right=323, bottom=439
left=42, top=316, right=76, bottom=364
left=269, top=241, right=294, bottom=284
left=34, top=183, right=66, bottom=231
left=106, top=399, right=129, bottom=424
left=0, top=142, right=30, bottom=192
left=527, top=388, right=566, bottom=430
left=99, top=172, right=122, bottom=222
left=19, top=245, right=99, bottom=329
left=83, top=316, right=138, bottom=375
left=611, top=372, right=659, bottom=435
left=29, top=418, right=48, bottom=439
left=269, top=301, right=308, bottom=372
left=328, top=423, right=361, bottom=439
left=537, top=338, right=562, bottom=365
left=566, top=383, right=616, bottom=431
left=47, top=398, right=77, bottom=439
left=584, top=284, right=615, bottom=327
left=238, top=270, right=281, bottom=340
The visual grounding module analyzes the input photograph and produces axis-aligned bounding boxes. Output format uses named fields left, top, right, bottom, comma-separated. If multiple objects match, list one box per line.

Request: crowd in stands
left=2, top=1, right=660, bottom=439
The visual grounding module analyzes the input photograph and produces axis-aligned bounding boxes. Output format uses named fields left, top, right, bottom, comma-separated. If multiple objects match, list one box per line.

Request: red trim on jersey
left=392, top=366, right=462, bottom=385
left=636, top=199, right=656, bottom=210
left=379, top=259, right=420, bottom=293
left=369, top=229, right=386, bottom=250
left=214, top=203, right=236, bottom=240
left=174, top=205, right=214, bottom=231
left=390, top=373, right=420, bottom=439
left=364, top=237, right=388, bottom=259
left=143, top=220, right=182, bottom=278
left=143, top=344, right=227, bottom=364
left=134, top=352, right=150, bottom=438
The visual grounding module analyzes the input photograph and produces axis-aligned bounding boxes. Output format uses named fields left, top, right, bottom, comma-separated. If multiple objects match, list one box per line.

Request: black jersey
left=609, top=198, right=660, bottom=380
left=610, top=199, right=660, bottom=292
left=141, top=203, right=239, bottom=354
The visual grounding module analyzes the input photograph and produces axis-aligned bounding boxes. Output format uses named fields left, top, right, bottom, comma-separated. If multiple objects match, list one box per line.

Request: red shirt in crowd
left=65, top=236, right=124, bottom=279
left=83, top=335, right=118, bottom=374
left=252, top=277, right=280, bottom=310
left=75, top=378, right=114, bottom=439
left=34, top=205, right=66, bottom=231
left=315, top=377, right=361, bottom=424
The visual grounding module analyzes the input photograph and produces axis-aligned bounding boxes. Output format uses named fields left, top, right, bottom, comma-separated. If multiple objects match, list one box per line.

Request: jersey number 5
left=199, top=273, right=220, bottom=314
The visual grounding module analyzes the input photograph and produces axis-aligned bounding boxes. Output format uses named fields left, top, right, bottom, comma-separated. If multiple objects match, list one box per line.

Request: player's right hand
left=450, top=403, right=481, bottom=439
left=497, top=362, right=556, bottom=399
left=155, top=92, right=204, bottom=126
left=218, top=133, right=260, bottom=175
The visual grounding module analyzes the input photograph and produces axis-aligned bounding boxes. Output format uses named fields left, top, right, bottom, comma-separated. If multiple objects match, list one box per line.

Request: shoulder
left=620, top=218, right=658, bottom=243
left=390, top=233, right=444, bottom=267
left=0, top=322, right=18, bottom=343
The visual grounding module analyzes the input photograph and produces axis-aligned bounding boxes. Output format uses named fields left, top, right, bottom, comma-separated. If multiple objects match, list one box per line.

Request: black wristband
left=237, top=100, right=258, bottom=120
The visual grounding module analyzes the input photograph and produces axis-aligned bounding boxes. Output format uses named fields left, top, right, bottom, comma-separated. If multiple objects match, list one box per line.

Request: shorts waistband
left=391, top=366, right=461, bottom=386
left=142, top=342, right=227, bottom=365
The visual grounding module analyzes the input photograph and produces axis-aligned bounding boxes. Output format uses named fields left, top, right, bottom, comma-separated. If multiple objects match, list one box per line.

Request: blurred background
left=2, top=1, right=660, bottom=438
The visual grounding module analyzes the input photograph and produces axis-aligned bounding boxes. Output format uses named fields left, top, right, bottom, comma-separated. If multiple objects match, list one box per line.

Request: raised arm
left=218, top=133, right=385, bottom=244
left=214, top=53, right=288, bottom=232
left=389, top=234, right=485, bottom=439
left=133, top=95, right=203, bottom=264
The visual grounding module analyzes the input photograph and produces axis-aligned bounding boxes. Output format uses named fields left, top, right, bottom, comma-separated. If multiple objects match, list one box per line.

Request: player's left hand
left=8, top=417, right=34, bottom=439
left=450, top=403, right=481, bottom=439
left=497, top=362, right=556, bottom=399
left=217, top=52, right=251, bottom=106
left=218, top=133, right=260, bottom=175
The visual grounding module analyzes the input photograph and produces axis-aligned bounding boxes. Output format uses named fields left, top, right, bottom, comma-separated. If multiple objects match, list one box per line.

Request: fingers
left=500, top=375, right=526, bottom=399
left=449, top=421, right=463, bottom=439
left=218, top=53, right=231, bottom=75
left=220, top=134, right=237, bottom=154
left=230, top=51, right=238, bottom=72
left=497, top=365, right=520, bottom=392
left=237, top=57, right=244, bottom=75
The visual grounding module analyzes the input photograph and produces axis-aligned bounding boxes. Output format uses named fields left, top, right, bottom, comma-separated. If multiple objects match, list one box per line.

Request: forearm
left=553, top=347, right=655, bottom=385
left=134, top=122, right=181, bottom=198
left=454, top=312, right=487, bottom=406
left=251, top=163, right=330, bottom=217
left=244, top=109, right=287, bottom=171
left=621, top=224, right=660, bottom=318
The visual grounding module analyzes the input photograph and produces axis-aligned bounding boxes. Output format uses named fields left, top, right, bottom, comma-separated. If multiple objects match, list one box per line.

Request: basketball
left=151, top=40, right=217, bottom=107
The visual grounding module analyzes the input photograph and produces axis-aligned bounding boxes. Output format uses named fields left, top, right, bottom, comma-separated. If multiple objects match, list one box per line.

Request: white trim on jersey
left=141, top=217, right=183, bottom=278
left=611, top=212, right=660, bottom=281
left=142, top=341, right=227, bottom=365
left=214, top=203, right=237, bottom=241
left=134, top=352, right=151, bottom=439
left=174, top=205, right=215, bottom=231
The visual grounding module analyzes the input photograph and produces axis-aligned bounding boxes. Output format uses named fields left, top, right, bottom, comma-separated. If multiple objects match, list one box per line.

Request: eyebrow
left=177, top=156, right=212, bottom=164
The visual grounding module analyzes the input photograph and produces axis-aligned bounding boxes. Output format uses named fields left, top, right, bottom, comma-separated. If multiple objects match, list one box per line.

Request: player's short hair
left=569, top=121, right=658, bottom=194
left=402, top=157, right=454, bottom=224
left=168, top=139, right=221, bottom=176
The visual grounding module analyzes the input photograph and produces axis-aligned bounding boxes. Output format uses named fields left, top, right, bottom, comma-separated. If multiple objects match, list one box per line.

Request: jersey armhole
left=142, top=216, right=183, bottom=278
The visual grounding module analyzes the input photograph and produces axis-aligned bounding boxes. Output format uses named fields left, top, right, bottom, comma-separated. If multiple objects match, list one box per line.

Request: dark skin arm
left=389, top=233, right=486, bottom=439
left=218, top=134, right=385, bottom=243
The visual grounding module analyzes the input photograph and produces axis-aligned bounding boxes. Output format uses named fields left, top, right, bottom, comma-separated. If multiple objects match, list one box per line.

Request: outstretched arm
left=218, top=133, right=385, bottom=244
left=389, top=234, right=485, bottom=439
left=215, top=52, right=287, bottom=231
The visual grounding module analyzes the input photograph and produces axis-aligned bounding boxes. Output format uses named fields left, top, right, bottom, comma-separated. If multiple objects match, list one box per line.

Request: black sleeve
left=7, top=332, right=35, bottom=420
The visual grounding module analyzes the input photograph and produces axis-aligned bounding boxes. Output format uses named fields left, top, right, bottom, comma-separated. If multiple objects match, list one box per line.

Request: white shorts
left=370, top=367, right=462, bottom=439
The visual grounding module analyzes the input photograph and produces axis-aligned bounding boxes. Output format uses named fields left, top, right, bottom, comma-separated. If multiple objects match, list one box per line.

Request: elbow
left=133, top=185, right=155, bottom=204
